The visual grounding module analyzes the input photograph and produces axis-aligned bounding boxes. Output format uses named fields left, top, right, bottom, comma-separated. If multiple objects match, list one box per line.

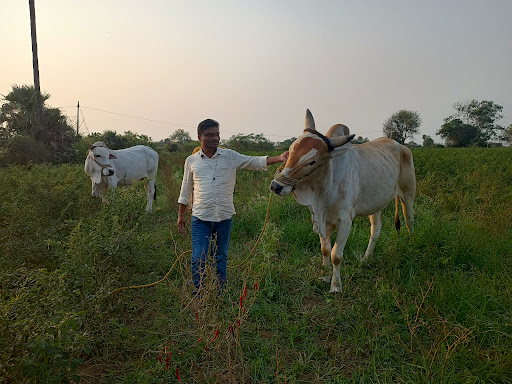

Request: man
left=177, top=118, right=288, bottom=294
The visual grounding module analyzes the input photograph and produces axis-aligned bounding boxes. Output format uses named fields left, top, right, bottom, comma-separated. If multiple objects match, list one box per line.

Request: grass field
left=1, top=147, right=511, bottom=383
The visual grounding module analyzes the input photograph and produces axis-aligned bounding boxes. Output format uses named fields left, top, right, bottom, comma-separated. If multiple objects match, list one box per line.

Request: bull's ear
left=330, top=134, right=355, bottom=148
left=304, top=109, right=315, bottom=132
left=109, top=154, right=117, bottom=159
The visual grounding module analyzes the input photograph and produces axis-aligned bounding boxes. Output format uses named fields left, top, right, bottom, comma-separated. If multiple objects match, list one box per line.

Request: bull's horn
left=330, top=134, right=355, bottom=148
left=305, top=109, right=315, bottom=132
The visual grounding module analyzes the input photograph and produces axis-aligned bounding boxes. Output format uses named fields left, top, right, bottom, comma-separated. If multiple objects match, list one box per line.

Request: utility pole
left=77, top=101, right=80, bottom=137
left=29, top=0, right=42, bottom=133
left=29, top=0, right=41, bottom=96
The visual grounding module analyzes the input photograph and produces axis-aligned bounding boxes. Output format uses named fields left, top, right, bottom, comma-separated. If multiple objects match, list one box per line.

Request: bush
left=0, top=135, right=51, bottom=165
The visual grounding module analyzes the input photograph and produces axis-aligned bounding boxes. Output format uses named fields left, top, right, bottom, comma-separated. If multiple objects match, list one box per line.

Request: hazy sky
left=2, top=1, right=511, bottom=144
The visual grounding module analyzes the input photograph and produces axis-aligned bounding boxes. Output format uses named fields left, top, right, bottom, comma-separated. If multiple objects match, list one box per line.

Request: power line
left=81, top=105, right=197, bottom=129
left=58, top=105, right=383, bottom=138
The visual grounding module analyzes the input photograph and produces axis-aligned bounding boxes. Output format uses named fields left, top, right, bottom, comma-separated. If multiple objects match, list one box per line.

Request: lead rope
left=110, top=163, right=286, bottom=294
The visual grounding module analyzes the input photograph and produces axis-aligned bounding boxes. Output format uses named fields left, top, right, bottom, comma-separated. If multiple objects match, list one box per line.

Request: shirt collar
left=200, top=147, right=223, bottom=158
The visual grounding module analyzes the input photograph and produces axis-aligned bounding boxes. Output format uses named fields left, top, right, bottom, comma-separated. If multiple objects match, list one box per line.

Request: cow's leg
left=330, top=218, right=352, bottom=293
left=362, top=211, right=382, bottom=263
left=400, top=195, right=414, bottom=235
left=319, top=223, right=335, bottom=282
left=144, top=178, right=156, bottom=212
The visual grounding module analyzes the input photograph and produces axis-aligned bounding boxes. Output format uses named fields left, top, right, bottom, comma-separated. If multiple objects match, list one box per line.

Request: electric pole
left=77, top=101, right=80, bottom=137
left=29, top=0, right=42, bottom=133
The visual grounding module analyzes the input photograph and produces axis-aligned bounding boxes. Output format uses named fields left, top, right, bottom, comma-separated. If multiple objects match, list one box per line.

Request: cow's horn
left=330, top=134, right=355, bottom=148
left=305, top=109, right=316, bottom=132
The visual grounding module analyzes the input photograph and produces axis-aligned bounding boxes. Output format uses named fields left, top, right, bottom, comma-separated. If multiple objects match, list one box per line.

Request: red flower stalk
left=165, top=361, right=169, bottom=371
left=243, top=286, right=248, bottom=299
left=254, top=282, right=259, bottom=291
left=195, top=312, right=198, bottom=322
left=240, top=296, right=244, bottom=308
left=196, top=337, right=203, bottom=343
left=158, top=355, right=162, bottom=363
left=212, top=329, right=219, bottom=341
left=176, top=368, right=181, bottom=382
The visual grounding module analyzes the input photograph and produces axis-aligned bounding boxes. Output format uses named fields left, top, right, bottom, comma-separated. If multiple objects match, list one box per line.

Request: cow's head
left=270, top=109, right=354, bottom=196
left=84, top=144, right=117, bottom=194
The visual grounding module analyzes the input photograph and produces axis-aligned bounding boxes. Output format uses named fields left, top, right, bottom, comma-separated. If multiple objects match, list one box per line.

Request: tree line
left=1, top=84, right=511, bottom=165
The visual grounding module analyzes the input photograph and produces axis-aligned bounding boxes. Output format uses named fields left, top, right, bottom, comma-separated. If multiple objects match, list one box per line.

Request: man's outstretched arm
left=267, top=151, right=289, bottom=165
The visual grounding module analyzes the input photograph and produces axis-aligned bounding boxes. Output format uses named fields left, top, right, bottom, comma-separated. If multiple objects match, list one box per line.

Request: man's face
left=199, top=126, right=220, bottom=150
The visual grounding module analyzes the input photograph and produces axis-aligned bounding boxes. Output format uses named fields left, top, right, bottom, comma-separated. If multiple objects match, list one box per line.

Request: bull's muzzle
left=270, top=180, right=284, bottom=195
left=270, top=180, right=294, bottom=196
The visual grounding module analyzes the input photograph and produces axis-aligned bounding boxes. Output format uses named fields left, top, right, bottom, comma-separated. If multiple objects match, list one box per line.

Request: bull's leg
left=319, top=224, right=335, bottom=282
left=361, top=211, right=382, bottom=263
left=145, top=178, right=156, bottom=212
left=400, top=195, right=415, bottom=235
left=330, top=218, right=352, bottom=293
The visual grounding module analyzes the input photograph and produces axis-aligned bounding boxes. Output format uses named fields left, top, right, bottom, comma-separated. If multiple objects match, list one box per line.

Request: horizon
left=2, top=1, right=511, bottom=144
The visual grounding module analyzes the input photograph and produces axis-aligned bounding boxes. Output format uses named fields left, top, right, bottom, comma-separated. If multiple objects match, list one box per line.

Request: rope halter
left=273, top=131, right=356, bottom=189
left=88, top=150, right=114, bottom=181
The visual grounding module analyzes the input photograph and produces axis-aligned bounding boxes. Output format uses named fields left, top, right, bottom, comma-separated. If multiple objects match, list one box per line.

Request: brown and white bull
left=84, top=142, right=159, bottom=212
left=270, top=110, right=415, bottom=293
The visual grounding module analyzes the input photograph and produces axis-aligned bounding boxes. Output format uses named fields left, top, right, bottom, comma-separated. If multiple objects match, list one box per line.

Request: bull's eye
left=96, top=155, right=101, bottom=158
left=308, top=161, right=316, bottom=166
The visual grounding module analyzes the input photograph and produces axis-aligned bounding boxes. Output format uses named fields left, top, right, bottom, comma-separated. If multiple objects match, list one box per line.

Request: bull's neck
left=292, top=159, right=334, bottom=206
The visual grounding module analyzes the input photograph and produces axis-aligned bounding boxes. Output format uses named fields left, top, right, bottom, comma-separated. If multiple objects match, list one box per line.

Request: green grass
left=1, top=148, right=511, bottom=383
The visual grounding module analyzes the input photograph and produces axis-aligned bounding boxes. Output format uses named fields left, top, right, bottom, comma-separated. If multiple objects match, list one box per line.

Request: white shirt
left=178, top=147, right=268, bottom=222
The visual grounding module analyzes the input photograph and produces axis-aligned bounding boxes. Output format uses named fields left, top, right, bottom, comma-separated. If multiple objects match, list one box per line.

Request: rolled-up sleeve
left=177, top=157, right=193, bottom=208
left=233, top=152, right=268, bottom=171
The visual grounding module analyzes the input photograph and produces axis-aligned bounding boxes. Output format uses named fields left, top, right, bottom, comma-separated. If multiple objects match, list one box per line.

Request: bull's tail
left=394, top=196, right=401, bottom=233
left=154, top=183, right=157, bottom=201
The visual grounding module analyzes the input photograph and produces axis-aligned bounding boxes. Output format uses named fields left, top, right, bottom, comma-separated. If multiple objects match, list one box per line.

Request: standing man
left=177, top=119, right=288, bottom=294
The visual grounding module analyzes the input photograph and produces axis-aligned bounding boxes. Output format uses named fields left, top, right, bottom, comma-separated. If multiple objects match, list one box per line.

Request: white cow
left=270, top=110, right=415, bottom=293
left=84, top=142, right=159, bottom=212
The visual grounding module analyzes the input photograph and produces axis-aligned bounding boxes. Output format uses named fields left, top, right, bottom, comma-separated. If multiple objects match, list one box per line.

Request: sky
left=2, top=0, right=512, bottom=144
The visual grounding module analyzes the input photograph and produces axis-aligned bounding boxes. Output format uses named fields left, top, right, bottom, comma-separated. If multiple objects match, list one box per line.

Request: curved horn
left=330, top=134, right=355, bottom=148
left=305, top=109, right=315, bottom=132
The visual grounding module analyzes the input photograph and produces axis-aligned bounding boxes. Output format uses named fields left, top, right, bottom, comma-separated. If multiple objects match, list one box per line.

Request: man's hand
left=278, top=150, right=289, bottom=162
left=177, top=215, right=187, bottom=234
left=267, top=150, right=289, bottom=165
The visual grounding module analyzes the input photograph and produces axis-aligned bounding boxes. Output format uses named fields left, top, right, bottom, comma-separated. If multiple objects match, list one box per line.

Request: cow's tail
left=154, top=183, right=157, bottom=201
left=394, top=196, right=401, bottom=233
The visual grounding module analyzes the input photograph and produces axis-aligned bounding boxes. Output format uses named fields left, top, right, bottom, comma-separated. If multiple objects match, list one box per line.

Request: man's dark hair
left=198, top=119, right=219, bottom=136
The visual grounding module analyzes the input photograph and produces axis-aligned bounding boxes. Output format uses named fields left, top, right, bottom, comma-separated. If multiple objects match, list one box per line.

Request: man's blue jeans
left=191, top=216, right=233, bottom=292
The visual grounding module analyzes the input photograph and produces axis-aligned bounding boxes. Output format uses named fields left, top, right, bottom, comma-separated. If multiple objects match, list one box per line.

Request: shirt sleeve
left=177, top=156, right=193, bottom=207
left=232, top=151, right=268, bottom=171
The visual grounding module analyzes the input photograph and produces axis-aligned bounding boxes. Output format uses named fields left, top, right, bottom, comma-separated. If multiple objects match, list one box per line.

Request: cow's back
left=344, top=138, right=411, bottom=216
left=111, top=146, right=159, bottom=182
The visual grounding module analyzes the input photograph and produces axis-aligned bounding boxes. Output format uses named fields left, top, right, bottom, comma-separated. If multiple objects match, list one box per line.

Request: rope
left=227, top=191, right=273, bottom=269
left=110, top=191, right=275, bottom=293
left=110, top=250, right=190, bottom=294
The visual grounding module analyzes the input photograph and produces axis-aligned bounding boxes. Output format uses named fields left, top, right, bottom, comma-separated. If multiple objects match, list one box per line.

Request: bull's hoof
left=319, top=274, right=332, bottom=283
left=329, top=287, right=342, bottom=294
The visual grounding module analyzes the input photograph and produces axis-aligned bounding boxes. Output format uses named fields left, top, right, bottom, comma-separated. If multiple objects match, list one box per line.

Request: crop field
left=1, top=147, right=511, bottom=383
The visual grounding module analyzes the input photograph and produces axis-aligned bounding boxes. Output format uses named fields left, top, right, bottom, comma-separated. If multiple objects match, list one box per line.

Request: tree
left=422, top=135, right=435, bottom=148
left=437, top=118, right=481, bottom=147
left=382, top=110, right=422, bottom=144
left=352, top=136, right=369, bottom=144
left=276, top=137, right=297, bottom=150
left=223, top=133, right=275, bottom=152
left=504, top=124, right=512, bottom=145
left=168, top=129, right=192, bottom=145
left=0, top=85, right=77, bottom=163
left=440, top=100, right=504, bottom=146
